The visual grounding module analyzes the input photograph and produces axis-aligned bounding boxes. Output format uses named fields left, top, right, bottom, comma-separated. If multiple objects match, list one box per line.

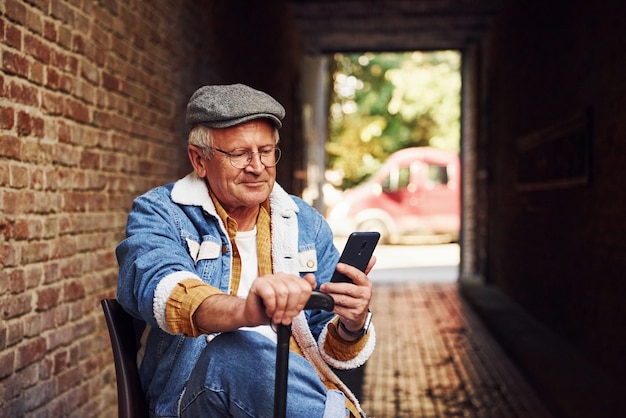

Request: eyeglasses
left=210, top=146, right=282, bottom=169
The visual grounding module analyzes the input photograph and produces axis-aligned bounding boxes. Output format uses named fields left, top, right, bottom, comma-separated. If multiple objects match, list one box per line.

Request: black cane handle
left=304, top=290, right=334, bottom=311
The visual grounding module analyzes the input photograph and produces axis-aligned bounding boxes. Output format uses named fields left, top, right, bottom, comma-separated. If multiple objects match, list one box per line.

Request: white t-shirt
left=235, top=227, right=277, bottom=343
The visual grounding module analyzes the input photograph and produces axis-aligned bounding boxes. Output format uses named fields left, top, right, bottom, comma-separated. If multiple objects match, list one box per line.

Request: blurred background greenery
left=327, top=51, right=461, bottom=189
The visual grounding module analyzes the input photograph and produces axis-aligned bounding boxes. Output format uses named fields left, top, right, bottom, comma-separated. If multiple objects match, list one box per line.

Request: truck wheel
left=357, top=220, right=390, bottom=244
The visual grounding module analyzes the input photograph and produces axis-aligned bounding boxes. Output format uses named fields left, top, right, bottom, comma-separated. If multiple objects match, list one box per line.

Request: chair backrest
left=101, top=299, right=150, bottom=418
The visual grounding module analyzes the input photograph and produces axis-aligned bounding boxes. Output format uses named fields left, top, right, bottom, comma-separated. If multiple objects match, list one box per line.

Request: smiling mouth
left=241, top=180, right=267, bottom=187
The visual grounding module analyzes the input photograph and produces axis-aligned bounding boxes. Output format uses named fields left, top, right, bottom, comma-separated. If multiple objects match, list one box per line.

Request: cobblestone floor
left=360, top=282, right=554, bottom=418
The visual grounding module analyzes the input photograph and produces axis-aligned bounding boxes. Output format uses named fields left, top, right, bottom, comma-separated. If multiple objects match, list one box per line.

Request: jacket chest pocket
left=186, top=236, right=222, bottom=263
left=298, top=249, right=318, bottom=273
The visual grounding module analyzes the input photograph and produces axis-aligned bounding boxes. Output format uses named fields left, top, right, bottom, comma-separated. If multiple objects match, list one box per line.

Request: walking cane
left=274, top=291, right=335, bottom=418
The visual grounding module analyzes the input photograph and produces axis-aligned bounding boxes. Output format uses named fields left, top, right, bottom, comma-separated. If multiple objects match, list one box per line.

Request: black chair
left=101, top=299, right=150, bottom=418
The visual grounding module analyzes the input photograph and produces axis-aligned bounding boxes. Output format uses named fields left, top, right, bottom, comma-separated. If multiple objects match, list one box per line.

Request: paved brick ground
left=360, top=282, right=554, bottom=418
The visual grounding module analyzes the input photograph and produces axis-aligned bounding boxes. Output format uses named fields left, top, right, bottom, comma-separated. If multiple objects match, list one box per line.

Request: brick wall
left=0, top=1, right=301, bottom=416
left=481, top=0, right=626, bottom=384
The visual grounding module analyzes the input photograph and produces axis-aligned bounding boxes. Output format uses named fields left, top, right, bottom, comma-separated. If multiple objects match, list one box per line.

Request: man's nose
left=245, top=152, right=265, bottom=170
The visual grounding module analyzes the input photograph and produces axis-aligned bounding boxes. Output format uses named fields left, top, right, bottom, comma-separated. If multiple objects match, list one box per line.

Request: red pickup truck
left=326, top=147, right=460, bottom=244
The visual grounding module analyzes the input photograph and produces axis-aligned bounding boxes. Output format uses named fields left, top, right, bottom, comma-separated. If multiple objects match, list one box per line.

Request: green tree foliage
left=327, top=51, right=461, bottom=189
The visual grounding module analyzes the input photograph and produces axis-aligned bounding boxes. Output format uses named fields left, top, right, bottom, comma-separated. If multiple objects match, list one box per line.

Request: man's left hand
left=319, top=256, right=376, bottom=337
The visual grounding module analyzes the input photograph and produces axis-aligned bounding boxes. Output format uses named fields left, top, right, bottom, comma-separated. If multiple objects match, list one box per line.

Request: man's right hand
left=193, top=273, right=316, bottom=334
left=246, top=273, right=317, bottom=326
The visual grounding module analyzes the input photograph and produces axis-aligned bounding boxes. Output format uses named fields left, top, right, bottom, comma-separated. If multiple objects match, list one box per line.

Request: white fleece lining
left=170, top=173, right=215, bottom=212
left=269, top=185, right=300, bottom=275
left=292, top=313, right=365, bottom=415
left=318, top=321, right=376, bottom=370
left=153, top=270, right=201, bottom=334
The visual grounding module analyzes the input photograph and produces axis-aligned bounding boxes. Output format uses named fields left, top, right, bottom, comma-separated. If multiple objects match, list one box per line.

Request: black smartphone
left=330, top=232, right=380, bottom=283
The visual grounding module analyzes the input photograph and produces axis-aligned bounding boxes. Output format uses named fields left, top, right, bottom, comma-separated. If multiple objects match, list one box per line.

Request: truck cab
left=327, top=147, right=460, bottom=244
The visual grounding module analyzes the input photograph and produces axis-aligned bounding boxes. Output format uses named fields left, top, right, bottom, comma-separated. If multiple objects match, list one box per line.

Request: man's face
left=203, top=119, right=277, bottom=217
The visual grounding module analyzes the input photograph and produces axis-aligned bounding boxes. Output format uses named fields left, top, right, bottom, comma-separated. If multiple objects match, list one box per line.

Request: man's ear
left=188, top=145, right=208, bottom=177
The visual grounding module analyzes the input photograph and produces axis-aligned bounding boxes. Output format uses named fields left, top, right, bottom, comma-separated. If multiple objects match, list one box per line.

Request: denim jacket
left=116, top=173, right=374, bottom=417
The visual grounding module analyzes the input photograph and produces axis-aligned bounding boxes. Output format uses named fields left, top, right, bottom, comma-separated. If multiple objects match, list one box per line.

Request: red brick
left=75, top=316, right=96, bottom=339
left=6, top=320, right=24, bottom=347
left=1, top=293, right=32, bottom=319
left=36, top=286, right=61, bottom=311
left=7, top=80, right=38, bottom=106
left=51, top=50, right=78, bottom=75
left=0, top=320, right=7, bottom=349
left=24, top=7, right=43, bottom=37
left=53, top=143, right=80, bottom=166
left=58, top=72, right=75, bottom=94
left=80, top=60, right=99, bottom=85
left=45, top=66, right=61, bottom=90
left=97, top=0, right=118, bottom=18
left=52, top=235, right=77, bottom=259
left=0, top=268, right=10, bottom=294
left=0, top=106, right=15, bottom=129
left=24, top=33, right=51, bottom=64
left=24, top=264, right=43, bottom=290
left=9, top=268, right=26, bottom=294
left=90, top=44, right=106, bottom=67
left=21, top=240, right=50, bottom=263
left=4, top=22, right=22, bottom=49
left=2, top=50, right=29, bottom=78
left=0, top=135, right=20, bottom=159
left=21, top=139, right=47, bottom=164
left=63, top=192, right=89, bottom=212
left=63, top=97, right=89, bottom=123
left=31, top=167, right=44, bottom=190
left=60, top=256, right=82, bottom=278
left=54, top=304, right=70, bottom=327
left=80, top=150, right=100, bottom=170
left=50, top=0, right=74, bottom=26
left=57, top=25, right=72, bottom=50
left=32, top=115, right=44, bottom=138
left=102, top=71, right=119, bottom=91
left=8, top=163, right=28, bottom=188
left=0, top=350, right=14, bottom=379
left=2, top=392, right=26, bottom=417
left=5, top=0, right=27, bottom=25
left=43, top=19, right=57, bottom=42
left=73, top=8, right=91, bottom=33
left=38, top=356, right=52, bottom=380
left=3, top=189, right=35, bottom=214
left=22, top=374, right=54, bottom=410
left=0, top=165, right=8, bottom=188
left=16, top=110, right=32, bottom=136
left=47, top=324, right=73, bottom=350
left=43, top=262, right=61, bottom=284
left=53, top=350, right=68, bottom=375
left=27, top=0, right=49, bottom=14
left=12, top=218, right=30, bottom=240
left=29, top=59, right=44, bottom=85
left=0, top=243, right=19, bottom=268
left=73, top=32, right=86, bottom=54
left=41, top=91, right=63, bottom=116
left=56, top=119, right=71, bottom=143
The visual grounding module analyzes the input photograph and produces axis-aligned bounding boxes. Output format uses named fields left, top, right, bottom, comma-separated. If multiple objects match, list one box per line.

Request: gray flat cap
left=185, top=84, right=285, bottom=129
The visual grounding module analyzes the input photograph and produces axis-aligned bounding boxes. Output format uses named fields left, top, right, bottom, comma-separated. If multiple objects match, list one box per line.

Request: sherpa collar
left=170, top=172, right=298, bottom=217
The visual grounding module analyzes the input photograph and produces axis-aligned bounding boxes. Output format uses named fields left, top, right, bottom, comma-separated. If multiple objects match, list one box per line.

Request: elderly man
left=116, top=84, right=376, bottom=417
